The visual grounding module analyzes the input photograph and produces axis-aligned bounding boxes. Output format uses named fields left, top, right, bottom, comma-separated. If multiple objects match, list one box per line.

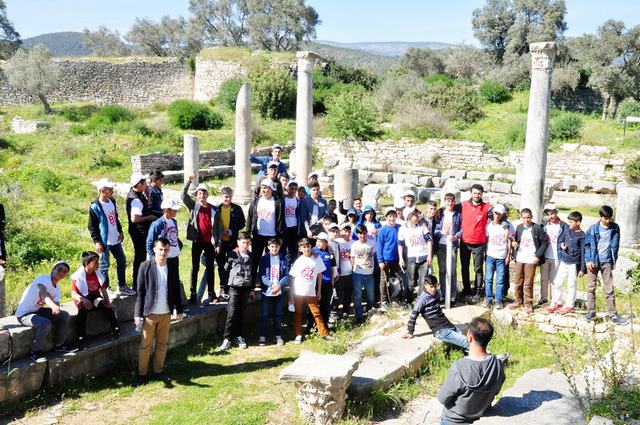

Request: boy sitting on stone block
left=71, top=251, right=120, bottom=351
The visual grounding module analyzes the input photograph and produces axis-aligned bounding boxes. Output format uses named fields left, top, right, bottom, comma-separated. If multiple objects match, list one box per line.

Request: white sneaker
left=294, top=335, right=303, bottom=345
left=275, top=336, right=285, bottom=346
left=288, top=303, right=295, bottom=313
left=107, top=288, right=119, bottom=300
left=235, top=336, right=248, bottom=349
left=219, top=339, right=232, bottom=351
left=258, top=336, right=267, bottom=346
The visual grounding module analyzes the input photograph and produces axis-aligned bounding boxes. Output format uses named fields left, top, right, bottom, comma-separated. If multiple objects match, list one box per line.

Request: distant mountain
left=305, top=41, right=400, bottom=74
left=316, top=40, right=456, bottom=57
left=23, top=31, right=90, bottom=57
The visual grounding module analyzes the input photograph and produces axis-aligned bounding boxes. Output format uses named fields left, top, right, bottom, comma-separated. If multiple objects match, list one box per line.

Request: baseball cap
left=129, top=172, right=146, bottom=187
left=327, top=223, right=339, bottom=231
left=307, top=171, right=319, bottom=179
left=272, top=143, right=283, bottom=150
left=339, top=222, right=352, bottom=230
left=403, top=190, right=416, bottom=198
left=316, top=232, right=329, bottom=241
left=96, top=179, right=115, bottom=190
left=260, top=179, right=276, bottom=191
left=384, top=207, right=398, bottom=216
left=543, top=203, right=557, bottom=213
left=195, top=183, right=209, bottom=193
left=161, top=199, right=181, bottom=211
left=493, top=204, right=506, bottom=215
left=267, top=160, right=279, bottom=168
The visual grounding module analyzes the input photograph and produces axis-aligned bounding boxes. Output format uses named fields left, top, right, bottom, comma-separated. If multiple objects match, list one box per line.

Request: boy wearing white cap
left=127, top=173, right=156, bottom=288
left=484, top=204, right=511, bottom=309
left=538, top=204, right=567, bottom=306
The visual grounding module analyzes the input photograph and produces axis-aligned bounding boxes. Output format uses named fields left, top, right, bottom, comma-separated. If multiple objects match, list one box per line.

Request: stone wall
left=0, top=58, right=194, bottom=107
left=193, top=58, right=245, bottom=101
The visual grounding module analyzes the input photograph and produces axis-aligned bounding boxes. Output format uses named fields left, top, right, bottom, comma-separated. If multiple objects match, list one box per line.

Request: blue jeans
left=352, top=273, right=374, bottom=321
left=485, top=256, right=506, bottom=302
left=434, top=326, right=469, bottom=352
left=260, top=294, right=284, bottom=337
left=99, top=242, right=127, bottom=288
left=19, top=308, right=71, bottom=353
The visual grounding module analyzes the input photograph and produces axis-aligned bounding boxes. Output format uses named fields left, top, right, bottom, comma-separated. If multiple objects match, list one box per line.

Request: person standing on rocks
left=0, top=202, right=7, bottom=317
left=377, top=208, right=402, bottom=310
left=537, top=204, right=567, bottom=307
left=399, top=190, right=420, bottom=221
left=148, top=170, right=165, bottom=219
left=460, top=184, right=490, bottom=302
left=435, top=193, right=462, bottom=305
left=254, top=161, right=284, bottom=200
left=127, top=173, right=156, bottom=289
left=398, top=210, right=433, bottom=305
left=437, top=317, right=506, bottom=425
left=182, top=174, right=221, bottom=305
left=216, top=187, right=246, bottom=300
left=299, top=181, right=328, bottom=239
left=484, top=204, right=511, bottom=310
left=249, top=144, right=287, bottom=177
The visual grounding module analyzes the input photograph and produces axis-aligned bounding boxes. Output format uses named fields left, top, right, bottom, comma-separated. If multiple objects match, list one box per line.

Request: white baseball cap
left=543, top=203, right=557, bottom=213
left=96, top=179, right=115, bottom=190
left=129, top=172, right=147, bottom=186
left=493, top=204, right=506, bottom=215
left=272, top=143, right=283, bottom=150
left=384, top=207, right=398, bottom=216
left=307, top=171, right=319, bottom=179
left=403, top=190, right=416, bottom=198
left=316, top=232, right=329, bottom=241
left=327, top=223, right=339, bottom=231
left=260, top=179, right=276, bottom=191
left=195, top=183, right=209, bottom=193
left=161, top=199, right=181, bottom=211
left=339, top=222, right=352, bottom=230
left=267, top=160, right=279, bottom=168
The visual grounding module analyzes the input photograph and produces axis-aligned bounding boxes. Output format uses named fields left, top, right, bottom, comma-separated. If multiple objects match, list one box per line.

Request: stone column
left=183, top=134, right=200, bottom=193
left=295, top=51, right=320, bottom=182
left=234, top=83, right=253, bottom=203
left=520, top=42, right=556, bottom=222
left=334, top=166, right=359, bottom=222
left=616, top=184, right=640, bottom=248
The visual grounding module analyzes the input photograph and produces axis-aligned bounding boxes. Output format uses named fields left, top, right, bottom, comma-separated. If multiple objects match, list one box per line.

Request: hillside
left=23, top=31, right=90, bottom=57
left=305, top=41, right=400, bottom=74
left=316, top=40, right=456, bottom=56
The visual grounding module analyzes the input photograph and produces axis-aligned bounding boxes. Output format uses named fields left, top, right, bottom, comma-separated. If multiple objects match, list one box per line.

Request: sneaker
left=472, top=293, right=482, bottom=303
left=294, top=335, right=303, bottom=345
left=107, top=288, right=119, bottom=300
left=495, top=301, right=504, bottom=310
left=288, top=303, right=295, bottom=313
left=54, top=345, right=75, bottom=353
left=219, top=338, right=232, bottom=351
left=133, top=374, right=147, bottom=387
left=610, top=314, right=629, bottom=326
left=117, top=286, right=136, bottom=296
left=189, top=294, right=198, bottom=305
left=154, top=372, right=171, bottom=383
left=547, top=304, right=562, bottom=314
left=322, top=335, right=334, bottom=341
left=558, top=306, right=575, bottom=315
left=109, top=329, right=121, bottom=341
left=483, top=298, right=492, bottom=308
left=585, top=310, right=596, bottom=321
left=496, top=352, right=511, bottom=365
left=235, top=336, right=248, bottom=349
left=536, top=298, right=548, bottom=307
left=258, top=336, right=267, bottom=346
left=200, top=298, right=211, bottom=306
left=524, top=304, right=533, bottom=314
left=76, top=338, right=87, bottom=351
left=506, top=302, right=521, bottom=310
left=275, top=336, right=285, bottom=346
left=29, top=351, right=46, bottom=362
left=220, top=294, right=230, bottom=301
left=328, top=313, right=338, bottom=324
left=379, top=302, right=390, bottom=312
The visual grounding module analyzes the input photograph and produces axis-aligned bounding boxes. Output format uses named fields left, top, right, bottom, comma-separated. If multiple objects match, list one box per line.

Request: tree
left=472, top=0, right=567, bottom=63
left=443, top=44, right=493, bottom=82
left=571, top=20, right=640, bottom=119
left=82, top=26, right=131, bottom=57
left=246, top=0, right=319, bottom=51
left=188, top=0, right=249, bottom=46
left=126, top=16, right=202, bottom=58
left=0, top=0, right=21, bottom=59
left=401, top=48, right=446, bottom=78
left=4, top=44, right=60, bottom=114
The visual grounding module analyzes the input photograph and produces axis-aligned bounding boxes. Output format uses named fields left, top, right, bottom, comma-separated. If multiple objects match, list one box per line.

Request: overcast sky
left=7, top=0, right=640, bottom=44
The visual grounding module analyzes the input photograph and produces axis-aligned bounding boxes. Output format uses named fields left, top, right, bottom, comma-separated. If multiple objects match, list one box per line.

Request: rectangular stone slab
left=279, top=350, right=360, bottom=386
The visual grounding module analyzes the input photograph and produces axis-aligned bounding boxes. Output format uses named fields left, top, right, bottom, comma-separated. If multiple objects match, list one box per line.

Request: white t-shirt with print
left=290, top=255, right=326, bottom=297
left=351, top=241, right=374, bottom=275
left=516, top=227, right=537, bottom=264
left=100, top=199, right=120, bottom=246
left=439, top=209, right=454, bottom=246
left=337, top=239, right=354, bottom=276
left=399, top=224, right=430, bottom=259
left=264, top=255, right=282, bottom=296
left=256, top=197, right=277, bottom=236
left=544, top=221, right=562, bottom=260
left=284, top=197, right=298, bottom=228
left=15, top=274, right=62, bottom=318
left=486, top=222, right=510, bottom=260
left=364, top=221, right=378, bottom=253
left=163, top=219, right=180, bottom=258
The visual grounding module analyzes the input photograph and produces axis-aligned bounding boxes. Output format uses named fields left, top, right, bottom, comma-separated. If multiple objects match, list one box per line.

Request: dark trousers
left=251, top=234, right=272, bottom=283
left=460, top=242, right=485, bottom=294
left=223, top=287, right=250, bottom=340
left=191, top=241, right=216, bottom=299
left=215, top=240, right=235, bottom=295
left=373, top=255, right=381, bottom=304
left=284, top=226, right=299, bottom=264
left=260, top=294, right=284, bottom=337
left=331, top=274, right=353, bottom=317
left=380, top=261, right=401, bottom=303
left=307, top=281, right=333, bottom=330
left=76, top=295, right=119, bottom=340
left=129, top=230, right=148, bottom=286
left=406, top=258, right=430, bottom=304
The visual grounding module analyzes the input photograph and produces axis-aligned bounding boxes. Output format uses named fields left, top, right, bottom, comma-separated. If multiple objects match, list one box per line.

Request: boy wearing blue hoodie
left=583, top=206, right=627, bottom=325
left=258, top=238, right=289, bottom=346
left=377, top=207, right=401, bottom=310
left=548, top=211, right=584, bottom=315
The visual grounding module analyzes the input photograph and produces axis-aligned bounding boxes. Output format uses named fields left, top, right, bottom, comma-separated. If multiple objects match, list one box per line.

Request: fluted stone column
left=184, top=134, right=199, bottom=193
left=234, top=83, right=253, bottom=203
left=295, top=51, right=320, bottom=181
left=616, top=184, right=640, bottom=248
left=520, top=42, right=556, bottom=222
left=334, top=166, right=359, bottom=222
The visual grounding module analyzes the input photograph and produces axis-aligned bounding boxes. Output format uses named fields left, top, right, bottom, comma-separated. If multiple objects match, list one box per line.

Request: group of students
left=10, top=143, right=628, bottom=392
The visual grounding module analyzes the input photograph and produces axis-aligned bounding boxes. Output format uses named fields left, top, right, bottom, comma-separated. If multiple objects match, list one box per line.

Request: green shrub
left=68, top=124, right=87, bottom=135
left=616, top=98, right=640, bottom=124
left=505, top=120, right=527, bottom=149
left=625, top=156, right=640, bottom=184
left=413, top=82, right=483, bottom=123
left=188, top=56, right=196, bottom=75
left=217, top=77, right=245, bottom=110
left=325, top=90, right=381, bottom=141
left=479, top=80, right=511, bottom=103
left=425, top=74, right=456, bottom=87
left=550, top=112, right=583, bottom=141
left=374, top=73, right=425, bottom=116
left=326, top=62, right=378, bottom=91
left=250, top=68, right=296, bottom=119
left=58, top=104, right=99, bottom=122
left=392, top=94, right=453, bottom=139
left=94, top=105, right=135, bottom=124
left=167, top=100, right=224, bottom=130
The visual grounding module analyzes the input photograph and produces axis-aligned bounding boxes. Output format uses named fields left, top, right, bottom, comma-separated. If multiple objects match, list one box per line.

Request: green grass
left=586, top=386, right=640, bottom=425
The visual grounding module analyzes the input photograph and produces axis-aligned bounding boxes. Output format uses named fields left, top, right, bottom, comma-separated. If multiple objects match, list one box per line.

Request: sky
left=6, top=0, right=640, bottom=44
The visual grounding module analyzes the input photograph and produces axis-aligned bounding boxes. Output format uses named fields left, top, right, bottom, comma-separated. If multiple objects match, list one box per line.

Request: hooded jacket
left=584, top=221, right=620, bottom=267
left=437, top=354, right=506, bottom=424
left=88, top=197, right=124, bottom=247
left=181, top=181, right=222, bottom=246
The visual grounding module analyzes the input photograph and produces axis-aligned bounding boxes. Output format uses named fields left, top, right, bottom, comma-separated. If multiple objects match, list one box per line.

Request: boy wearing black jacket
left=507, top=208, right=548, bottom=314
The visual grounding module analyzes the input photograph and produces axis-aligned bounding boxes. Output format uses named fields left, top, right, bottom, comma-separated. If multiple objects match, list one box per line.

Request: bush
left=425, top=74, right=456, bottom=87
left=58, top=104, right=99, bottom=122
left=479, top=80, right=511, bottom=103
left=374, top=72, right=425, bottom=116
left=326, top=62, right=378, bottom=91
left=617, top=98, right=640, bottom=124
left=392, top=95, right=453, bottom=139
left=550, top=112, right=583, bottom=141
left=413, top=82, right=483, bottom=123
left=167, top=100, right=224, bottom=130
left=94, top=105, right=135, bottom=124
left=326, top=90, right=381, bottom=141
left=625, top=156, right=640, bottom=184
left=250, top=68, right=296, bottom=119
left=217, top=77, right=245, bottom=110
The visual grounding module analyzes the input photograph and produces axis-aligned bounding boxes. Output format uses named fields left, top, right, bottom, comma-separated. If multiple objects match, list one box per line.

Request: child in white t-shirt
left=484, top=205, right=511, bottom=309
left=332, top=223, right=354, bottom=320
left=289, top=238, right=332, bottom=344
left=398, top=210, right=432, bottom=304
